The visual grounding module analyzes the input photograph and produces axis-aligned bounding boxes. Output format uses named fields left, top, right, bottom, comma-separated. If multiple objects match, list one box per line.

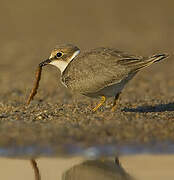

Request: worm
left=26, top=65, right=42, bottom=105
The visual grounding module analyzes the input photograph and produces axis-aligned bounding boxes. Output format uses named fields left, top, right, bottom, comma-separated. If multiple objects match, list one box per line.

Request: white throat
left=49, top=50, right=80, bottom=73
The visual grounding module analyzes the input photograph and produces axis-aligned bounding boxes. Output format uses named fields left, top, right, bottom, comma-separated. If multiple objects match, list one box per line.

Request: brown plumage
left=62, top=47, right=168, bottom=97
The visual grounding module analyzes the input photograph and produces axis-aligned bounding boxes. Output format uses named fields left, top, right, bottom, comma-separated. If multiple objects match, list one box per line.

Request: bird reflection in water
left=62, top=157, right=133, bottom=180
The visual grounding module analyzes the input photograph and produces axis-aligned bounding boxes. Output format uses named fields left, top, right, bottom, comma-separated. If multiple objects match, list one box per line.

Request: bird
left=39, top=44, right=168, bottom=112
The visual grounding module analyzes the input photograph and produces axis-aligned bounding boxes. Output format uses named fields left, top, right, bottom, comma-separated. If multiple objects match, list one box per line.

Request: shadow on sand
left=122, top=102, right=174, bottom=113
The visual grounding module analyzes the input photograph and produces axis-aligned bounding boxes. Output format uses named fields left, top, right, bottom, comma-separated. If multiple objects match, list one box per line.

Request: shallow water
left=0, top=122, right=174, bottom=179
left=1, top=156, right=174, bottom=180
left=1, top=141, right=174, bottom=158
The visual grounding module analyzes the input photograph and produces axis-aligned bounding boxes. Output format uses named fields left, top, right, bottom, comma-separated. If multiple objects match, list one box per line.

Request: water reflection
left=30, top=159, right=41, bottom=180
left=62, top=158, right=133, bottom=180
left=1, top=155, right=174, bottom=179
left=30, top=157, right=133, bottom=180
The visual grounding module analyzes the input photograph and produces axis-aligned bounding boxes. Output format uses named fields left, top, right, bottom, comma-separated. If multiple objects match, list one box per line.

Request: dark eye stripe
left=56, top=52, right=62, bottom=58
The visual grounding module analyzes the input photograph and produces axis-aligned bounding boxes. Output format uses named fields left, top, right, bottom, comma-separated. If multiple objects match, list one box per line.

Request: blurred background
left=1, top=0, right=174, bottom=96
left=1, top=0, right=173, bottom=51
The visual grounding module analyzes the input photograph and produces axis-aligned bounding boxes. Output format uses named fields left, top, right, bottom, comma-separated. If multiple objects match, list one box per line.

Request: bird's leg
left=115, top=157, right=121, bottom=166
left=30, top=159, right=41, bottom=180
left=92, top=96, right=106, bottom=112
left=111, top=92, right=121, bottom=112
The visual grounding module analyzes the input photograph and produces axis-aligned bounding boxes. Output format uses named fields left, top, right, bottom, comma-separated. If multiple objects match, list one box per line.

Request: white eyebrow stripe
left=68, top=50, right=80, bottom=63
left=49, top=54, right=54, bottom=59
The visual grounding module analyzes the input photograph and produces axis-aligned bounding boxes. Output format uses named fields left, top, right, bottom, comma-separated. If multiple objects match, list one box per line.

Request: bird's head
left=39, top=44, right=80, bottom=73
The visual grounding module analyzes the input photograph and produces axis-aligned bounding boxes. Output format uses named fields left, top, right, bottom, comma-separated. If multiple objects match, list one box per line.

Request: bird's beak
left=39, top=58, right=52, bottom=67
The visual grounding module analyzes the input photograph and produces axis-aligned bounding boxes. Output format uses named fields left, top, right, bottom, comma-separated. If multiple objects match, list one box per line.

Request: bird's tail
left=118, top=53, right=169, bottom=72
left=149, top=53, right=169, bottom=63
left=135, top=53, right=169, bottom=71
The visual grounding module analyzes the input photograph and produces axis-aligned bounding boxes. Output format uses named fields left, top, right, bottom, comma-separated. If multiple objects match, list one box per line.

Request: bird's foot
left=92, top=96, right=106, bottom=112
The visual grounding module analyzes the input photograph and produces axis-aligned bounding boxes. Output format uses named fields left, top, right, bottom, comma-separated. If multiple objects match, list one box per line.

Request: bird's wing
left=62, top=48, right=157, bottom=94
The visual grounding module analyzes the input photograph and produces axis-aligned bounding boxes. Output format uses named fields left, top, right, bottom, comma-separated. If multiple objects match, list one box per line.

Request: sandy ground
left=0, top=155, right=174, bottom=180
left=1, top=0, right=174, bottom=144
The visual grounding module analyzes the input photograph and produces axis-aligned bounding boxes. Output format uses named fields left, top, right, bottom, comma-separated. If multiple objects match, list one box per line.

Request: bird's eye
left=56, top=52, right=63, bottom=58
